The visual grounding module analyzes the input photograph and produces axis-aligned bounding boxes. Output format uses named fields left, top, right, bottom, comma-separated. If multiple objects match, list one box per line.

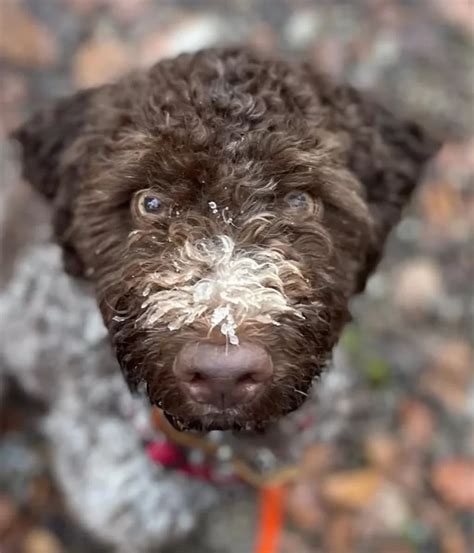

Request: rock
left=393, top=258, right=443, bottom=314
left=322, top=468, right=383, bottom=510
left=363, top=484, right=411, bottom=532
left=0, top=2, right=57, bottom=66
left=284, top=10, right=321, bottom=49
left=73, top=37, right=131, bottom=88
left=138, top=16, right=223, bottom=67
left=431, top=459, right=474, bottom=510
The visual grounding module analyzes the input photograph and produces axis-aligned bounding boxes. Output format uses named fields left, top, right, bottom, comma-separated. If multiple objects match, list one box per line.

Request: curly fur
left=12, top=47, right=439, bottom=433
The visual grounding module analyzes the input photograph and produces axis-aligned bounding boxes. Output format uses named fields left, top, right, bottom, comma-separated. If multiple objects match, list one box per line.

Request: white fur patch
left=139, top=236, right=307, bottom=343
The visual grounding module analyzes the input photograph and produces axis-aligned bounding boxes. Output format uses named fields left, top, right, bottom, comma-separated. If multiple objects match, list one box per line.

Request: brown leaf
left=419, top=181, right=464, bottom=228
left=286, top=480, right=323, bottom=531
left=0, top=71, right=27, bottom=136
left=378, top=542, right=415, bottom=553
left=22, top=528, right=64, bottom=553
left=431, top=459, right=474, bottom=510
left=73, top=38, right=131, bottom=88
left=322, top=468, right=383, bottom=510
left=365, top=434, right=400, bottom=474
left=420, top=340, right=472, bottom=412
left=300, top=443, right=335, bottom=478
left=399, top=399, right=435, bottom=449
left=0, top=494, right=17, bottom=535
left=429, top=0, right=474, bottom=37
left=0, top=2, right=57, bottom=66
left=440, top=522, right=469, bottom=553
left=421, top=373, right=468, bottom=413
left=433, top=340, right=473, bottom=384
left=280, top=531, right=320, bottom=553
left=323, top=513, right=354, bottom=553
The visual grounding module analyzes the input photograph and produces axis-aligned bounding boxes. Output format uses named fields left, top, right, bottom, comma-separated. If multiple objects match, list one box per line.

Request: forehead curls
left=130, top=236, right=314, bottom=345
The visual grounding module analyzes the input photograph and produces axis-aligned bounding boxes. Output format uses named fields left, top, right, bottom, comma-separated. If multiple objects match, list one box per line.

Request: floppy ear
left=316, top=79, right=441, bottom=291
left=11, top=87, right=101, bottom=276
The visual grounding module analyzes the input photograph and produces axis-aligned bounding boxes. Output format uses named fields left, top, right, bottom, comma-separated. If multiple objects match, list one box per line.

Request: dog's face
left=75, top=126, right=373, bottom=431
left=13, top=49, right=438, bottom=431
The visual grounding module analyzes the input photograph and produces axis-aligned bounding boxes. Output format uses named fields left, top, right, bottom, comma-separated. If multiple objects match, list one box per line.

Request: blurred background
left=0, top=1, right=473, bottom=552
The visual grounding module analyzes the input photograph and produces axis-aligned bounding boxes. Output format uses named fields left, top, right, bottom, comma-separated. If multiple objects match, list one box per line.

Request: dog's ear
left=11, top=87, right=102, bottom=276
left=317, top=80, right=441, bottom=291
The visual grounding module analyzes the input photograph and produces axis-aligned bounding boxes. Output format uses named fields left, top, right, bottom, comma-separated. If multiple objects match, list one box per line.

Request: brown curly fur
left=12, top=47, right=439, bottom=431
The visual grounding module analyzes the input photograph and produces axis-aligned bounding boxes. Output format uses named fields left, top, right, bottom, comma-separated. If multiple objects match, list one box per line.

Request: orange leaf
left=432, top=459, right=474, bottom=510
left=322, top=468, right=382, bottom=510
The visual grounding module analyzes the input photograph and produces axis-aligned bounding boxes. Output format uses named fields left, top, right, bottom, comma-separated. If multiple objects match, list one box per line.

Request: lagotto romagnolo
left=11, top=47, right=439, bottom=433
left=0, top=46, right=441, bottom=550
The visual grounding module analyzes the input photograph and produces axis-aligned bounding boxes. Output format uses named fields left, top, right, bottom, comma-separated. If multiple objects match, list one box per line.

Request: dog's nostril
left=190, top=371, right=205, bottom=383
left=237, top=372, right=256, bottom=384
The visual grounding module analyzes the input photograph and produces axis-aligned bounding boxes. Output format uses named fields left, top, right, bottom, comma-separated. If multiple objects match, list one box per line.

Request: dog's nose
left=173, top=342, right=273, bottom=409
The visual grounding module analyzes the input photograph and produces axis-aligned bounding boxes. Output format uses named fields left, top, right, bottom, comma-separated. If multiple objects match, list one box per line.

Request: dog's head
left=13, top=49, right=439, bottom=431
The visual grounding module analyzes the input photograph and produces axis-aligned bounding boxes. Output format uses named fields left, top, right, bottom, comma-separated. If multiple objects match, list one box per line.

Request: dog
left=2, top=47, right=439, bottom=550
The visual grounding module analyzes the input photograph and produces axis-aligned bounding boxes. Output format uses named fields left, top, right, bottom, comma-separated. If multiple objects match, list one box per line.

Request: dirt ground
left=0, top=1, right=473, bottom=552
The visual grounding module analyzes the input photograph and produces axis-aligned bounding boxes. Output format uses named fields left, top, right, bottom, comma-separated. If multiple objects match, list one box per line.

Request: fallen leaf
left=431, top=459, right=474, bottom=510
left=73, top=37, right=131, bottom=88
left=440, top=522, right=468, bottom=553
left=419, top=181, right=463, bottom=228
left=322, top=468, right=383, bottom=509
left=300, top=443, right=335, bottom=478
left=433, top=339, right=473, bottom=385
left=399, top=399, right=435, bottom=449
left=379, top=541, right=416, bottom=553
left=286, top=480, right=323, bottom=530
left=323, top=513, right=354, bottom=553
left=280, top=531, right=318, bottom=553
left=23, top=528, right=64, bottom=553
left=421, top=373, right=468, bottom=413
left=421, top=339, right=473, bottom=412
left=429, top=0, right=474, bottom=37
left=365, top=434, right=400, bottom=473
left=0, top=71, right=27, bottom=135
left=0, top=2, right=57, bottom=66
left=0, top=494, right=17, bottom=535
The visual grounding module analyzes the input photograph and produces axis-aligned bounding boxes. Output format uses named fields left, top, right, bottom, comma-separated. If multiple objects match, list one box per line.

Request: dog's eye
left=285, top=191, right=313, bottom=210
left=134, top=191, right=164, bottom=217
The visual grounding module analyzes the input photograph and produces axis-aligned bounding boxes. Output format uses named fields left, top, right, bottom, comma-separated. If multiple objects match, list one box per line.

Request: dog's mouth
left=161, top=408, right=273, bottom=433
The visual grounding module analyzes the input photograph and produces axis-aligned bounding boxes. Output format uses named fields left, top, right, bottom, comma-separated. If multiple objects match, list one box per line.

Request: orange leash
left=253, top=483, right=287, bottom=553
